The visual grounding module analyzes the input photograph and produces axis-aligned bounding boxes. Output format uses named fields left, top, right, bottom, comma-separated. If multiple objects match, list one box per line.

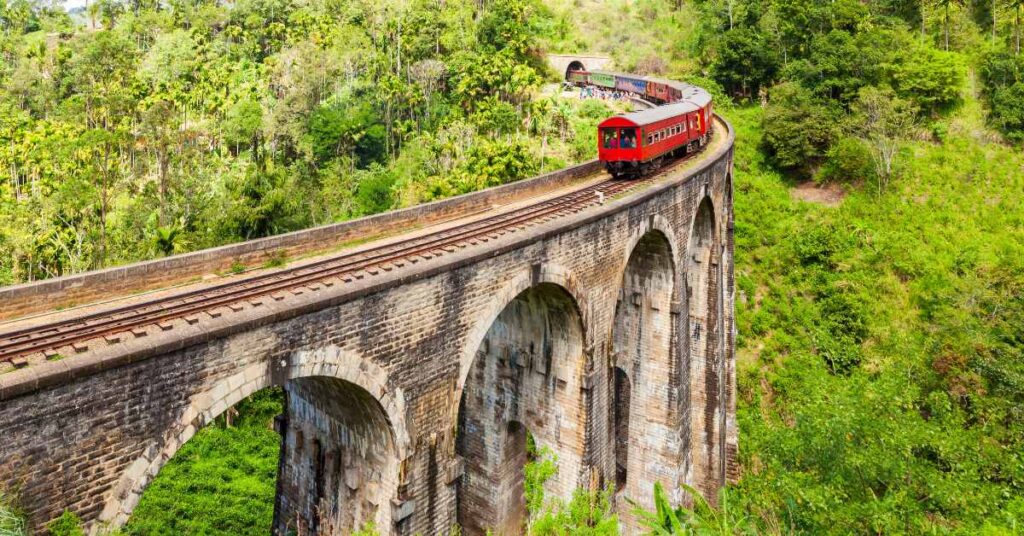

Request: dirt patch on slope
left=790, top=181, right=847, bottom=207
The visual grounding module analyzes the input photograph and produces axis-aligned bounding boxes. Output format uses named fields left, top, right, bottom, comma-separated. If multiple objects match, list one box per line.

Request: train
left=567, top=69, right=714, bottom=178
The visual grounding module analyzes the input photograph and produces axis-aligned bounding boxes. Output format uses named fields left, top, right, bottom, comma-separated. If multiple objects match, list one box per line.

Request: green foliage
left=222, top=99, right=263, bottom=153
left=817, top=137, right=875, bottom=184
left=726, top=105, right=1024, bottom=534
left=978, top=49, right=1024, bottom=140
left=125, top=389, right=284, bottom=535
left=761, top=82, right=840, bottom=174
left=0, top=0, right=584, bottom=284
left=523, top=436, right=618, bottom=536
left=989, top=82, right=1024, bottom=142
left=890, top=45, right=964, bottom=112
left=47, top=511, right=85, bottom=536
left=0, top=494, right=26, bottom=536
left=634, top=483, right=757, bottom=535
left=710, top=28, right=779, bottom=99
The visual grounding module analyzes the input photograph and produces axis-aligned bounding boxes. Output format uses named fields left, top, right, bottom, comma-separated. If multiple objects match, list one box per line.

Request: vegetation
left=124, top=389, right=283, bottom=535
left=0, top=0, right=609, bottom=285
left=2, top=0, right=1022, bottom=533
left=0, top=494, right=26, bottom=536
left=524, top=437, right=620, bottom=536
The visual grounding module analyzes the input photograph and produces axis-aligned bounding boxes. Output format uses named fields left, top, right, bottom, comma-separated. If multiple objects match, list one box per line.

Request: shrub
left=761, top=82, right=841, bottom=175
left=793, top=224, right=850, bottom=268
left=47, top=511, right=85, bottom=536
left=817, top=137, right=875, bottom=184
left=990, top=83, right=1024, bottom=143
left=0, top=495, right=26, bottom=536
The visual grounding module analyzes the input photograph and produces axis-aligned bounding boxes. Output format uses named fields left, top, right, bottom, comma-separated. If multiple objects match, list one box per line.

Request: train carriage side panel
left=615, top=75, right=648, bottom=94
left=567, top=70, right=590, bottom=85
left=590, top=71, right=617, bottom=88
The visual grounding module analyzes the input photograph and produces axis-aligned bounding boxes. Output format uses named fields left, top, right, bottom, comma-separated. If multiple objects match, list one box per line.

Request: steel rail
left=0, top=176, right=642, bottom=362
left=0, top=138, right=712, bottom=365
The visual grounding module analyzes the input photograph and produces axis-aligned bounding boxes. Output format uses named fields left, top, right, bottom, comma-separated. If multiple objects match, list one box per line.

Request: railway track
left=0, top=172, right=656, bottom=366
left=0, top=126, right=718, bottom=368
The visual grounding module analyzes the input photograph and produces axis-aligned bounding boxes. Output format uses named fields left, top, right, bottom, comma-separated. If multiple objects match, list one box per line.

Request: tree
left=711, top=28, right=780, bottom=99
left=221, top=98, right=263, bottom=156
left=140, top=100, right=181, bottom=227
left=852, top=86, right=918, bottom=194
left=891, top=44, right=964, bottom=112
left=761, top=82, right=841, bottom=174
left=933, top=0, right=966, bottom=49
left=990, top=82, right=1024, bottom=141
left=1008, top=0, right=1024, bottom=53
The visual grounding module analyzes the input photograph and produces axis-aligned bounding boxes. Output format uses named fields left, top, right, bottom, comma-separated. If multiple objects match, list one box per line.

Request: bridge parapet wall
left=0, top=161, right=601, bottom=321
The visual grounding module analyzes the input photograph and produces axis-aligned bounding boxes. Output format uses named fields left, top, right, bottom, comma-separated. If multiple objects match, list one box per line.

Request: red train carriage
left=597, top=96, right=712, bottom=178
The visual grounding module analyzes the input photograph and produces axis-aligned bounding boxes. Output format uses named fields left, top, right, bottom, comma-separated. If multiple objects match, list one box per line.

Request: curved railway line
left=0, top=152, right=706, bottom=366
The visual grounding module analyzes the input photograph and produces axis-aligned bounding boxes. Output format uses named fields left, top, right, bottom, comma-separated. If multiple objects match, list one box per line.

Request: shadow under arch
left=609, top=228, right=678, bottom=523
left=101, top=347, right=408, bottom=535
left=684, top=196, right=725, bottom=500
left=455, top=281, right=587, bottom=536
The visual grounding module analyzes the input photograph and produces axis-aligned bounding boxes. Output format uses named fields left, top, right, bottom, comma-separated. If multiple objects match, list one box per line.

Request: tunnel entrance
left=610, top=230, right=677, bottom=519
left=565, top=60, right=586, bottom=79
left=456, top=282, right=586, bottom=536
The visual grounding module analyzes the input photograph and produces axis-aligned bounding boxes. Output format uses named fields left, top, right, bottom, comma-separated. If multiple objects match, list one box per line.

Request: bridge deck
left=0, top=117, right=728, bottom=378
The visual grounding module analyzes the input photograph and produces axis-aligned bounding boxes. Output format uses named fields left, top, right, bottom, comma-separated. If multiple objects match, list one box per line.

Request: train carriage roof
left=590, top=69, right=638, bottom=78
left=643, top=77, right=713, bottom=107
left=597, top=97, right=708, bottom=128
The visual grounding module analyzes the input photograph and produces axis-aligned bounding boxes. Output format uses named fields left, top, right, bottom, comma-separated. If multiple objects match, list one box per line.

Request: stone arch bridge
left=0, top=118, right=736, bottom=535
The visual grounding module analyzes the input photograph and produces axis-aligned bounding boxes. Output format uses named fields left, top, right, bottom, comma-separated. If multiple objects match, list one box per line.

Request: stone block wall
left=0, top=119, right=734, bottom=535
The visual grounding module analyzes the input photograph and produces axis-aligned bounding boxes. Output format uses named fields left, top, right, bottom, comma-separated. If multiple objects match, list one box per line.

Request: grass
left=0, top=494, right=26, bottom=536
left=124, top=389, right=284, bottom=536
left=722, top=99, right=1024, bottom=533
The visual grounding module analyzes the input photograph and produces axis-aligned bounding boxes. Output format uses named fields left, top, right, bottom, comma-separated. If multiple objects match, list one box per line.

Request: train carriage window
left=647, top=133, right=653, bottom=145
left=602, top=128, right=619, bottom=149
left=620, top=128, right=637, bottom=149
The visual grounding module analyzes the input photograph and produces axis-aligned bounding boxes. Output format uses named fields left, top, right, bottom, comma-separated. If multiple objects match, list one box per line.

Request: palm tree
left=86, top=0, right=99, bottom=29
left=1008, top=0, right=1024, bottom=53
left=934, top=0, right=966, bottom=50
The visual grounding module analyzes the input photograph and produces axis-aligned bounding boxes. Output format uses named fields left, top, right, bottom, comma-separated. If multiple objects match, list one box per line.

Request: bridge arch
left=684, top=196, right=725, bottom=499
left=99, top=346, right=408, bottom=533
left=455, top=277, right=588, bottom=535
left=455, top=263, right=588, bottom=401
left=610, top=224, right=679, bottom=521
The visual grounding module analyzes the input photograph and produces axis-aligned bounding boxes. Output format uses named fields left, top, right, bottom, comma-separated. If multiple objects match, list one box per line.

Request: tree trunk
left=993, top=0, right=997, bottom=43
left=945, top=2, right=950, bottom=50
left=158, top=149, right=169, bottom=227
left=921, top=0, right=926, bottom=38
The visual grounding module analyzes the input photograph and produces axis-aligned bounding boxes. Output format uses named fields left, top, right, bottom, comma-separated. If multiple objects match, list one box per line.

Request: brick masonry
left=0, top=118, right=735, bottom=535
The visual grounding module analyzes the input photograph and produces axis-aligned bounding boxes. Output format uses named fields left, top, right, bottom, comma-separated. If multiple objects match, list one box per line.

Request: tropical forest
left=0, top=0, right=1021, bottom=533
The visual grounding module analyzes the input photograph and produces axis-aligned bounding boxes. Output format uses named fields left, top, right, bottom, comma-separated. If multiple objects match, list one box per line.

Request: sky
left=62, top=0, right=89, bottom=11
